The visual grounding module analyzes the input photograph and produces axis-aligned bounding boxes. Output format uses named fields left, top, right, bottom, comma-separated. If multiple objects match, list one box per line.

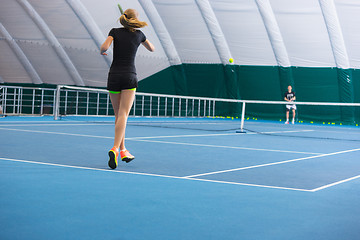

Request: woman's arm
left=141, top=39, right=155, bottom=52
left=100, top=36, right=113, bottom=55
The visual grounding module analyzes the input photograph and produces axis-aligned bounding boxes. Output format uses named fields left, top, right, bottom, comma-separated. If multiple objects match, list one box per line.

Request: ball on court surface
left=229, top=58, right=234, bottom=63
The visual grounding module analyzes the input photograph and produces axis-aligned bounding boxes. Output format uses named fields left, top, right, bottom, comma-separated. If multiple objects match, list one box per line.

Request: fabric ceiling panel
left=270, top=0, right=335, bottom=67
left=152, top=0, right=221, bottom=63
left=0, top=0, right=44, bottom=40
left=334, top=0, right=360, bottom=68
left=17, top=41, right=74, bottom=85
left=210, top=0, right=277, bottom=65
left=28, top=0, right=105, bottom=86
left=28, top=0, right=90, bottom=39
left=0, top=41, right=32, bottom=84
left=2, top=0, right=360, bottom=88
left=63, top=44, right=109, bottom=87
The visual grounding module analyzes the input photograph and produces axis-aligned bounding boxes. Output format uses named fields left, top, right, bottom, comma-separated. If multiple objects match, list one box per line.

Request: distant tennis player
left=284, top=85, right=296, bottom=124
left=100, top=8, right=155, bottom=169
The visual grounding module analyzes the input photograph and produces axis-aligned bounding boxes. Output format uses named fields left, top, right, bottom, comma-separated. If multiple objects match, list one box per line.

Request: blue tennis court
left=1, top=116, right=360, bottom=240
left=2, top=1, right=360, bottom=239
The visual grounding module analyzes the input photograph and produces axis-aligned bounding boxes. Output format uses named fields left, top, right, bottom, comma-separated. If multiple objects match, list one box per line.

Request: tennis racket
left=117, top=3, right=124, bottom=15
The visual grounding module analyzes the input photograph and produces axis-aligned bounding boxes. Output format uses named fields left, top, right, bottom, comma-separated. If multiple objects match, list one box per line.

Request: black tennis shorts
left=107, top=72, right=138, bottom=91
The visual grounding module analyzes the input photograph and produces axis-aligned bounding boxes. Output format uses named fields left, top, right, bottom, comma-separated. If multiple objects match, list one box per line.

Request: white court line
left=0, top=124, right=314, bottom=140
left=0, top=126, right=245, bottom=139
left=0, top=121, right=60, bottom=123
left=311, top=174, right=360, bottom=192
left=311, top=129, right=360, bottom=136
left=0, top=157, right=311, bottom=192
left=129, top=139, right=322, bottom=155
left=0, top=127, right=321, bottom=155
left=126, top=129, right=315, bottom=140
left=0, top=123, right=112, bottom=127
left=0, top=120, right=239, bottom=125
left=184, top=147, right=360, bottom=178
left=0, top=127, right=113, bottom=139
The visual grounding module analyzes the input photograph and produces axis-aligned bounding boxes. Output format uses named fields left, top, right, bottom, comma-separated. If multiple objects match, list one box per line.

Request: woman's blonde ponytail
left=119, top=9, right=147, bottom=32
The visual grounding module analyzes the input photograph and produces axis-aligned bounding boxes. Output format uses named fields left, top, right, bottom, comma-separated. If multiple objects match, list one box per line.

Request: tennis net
left=1, top=85, right=360, bottom=140
left=54, top=85, right=360, bottom=139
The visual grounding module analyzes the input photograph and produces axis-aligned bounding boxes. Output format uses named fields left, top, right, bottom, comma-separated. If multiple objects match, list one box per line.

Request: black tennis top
left=108, top=28, right=146, bottom=74
left=284, top=91, right=295, bottom=101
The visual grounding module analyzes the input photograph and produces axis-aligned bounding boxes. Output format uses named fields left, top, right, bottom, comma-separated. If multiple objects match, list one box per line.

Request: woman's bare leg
left=109, top=90, right=135, bottom=150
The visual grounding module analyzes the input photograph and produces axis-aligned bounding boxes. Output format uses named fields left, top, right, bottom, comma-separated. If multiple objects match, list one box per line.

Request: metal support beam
left=138, top=0, right=182, bottom=66
left=195, top=0, right=232, bottom=65
left=0, top=22, right=43, bottom=84
left=319, top=0, right=354, bottom=122
left=318, top=0, right=350, bottom=69
left=17, top=0, right=85, bottom=86
left=66, top=0, right=112, bottom=67
left=255, top=0, right=291, bottom=67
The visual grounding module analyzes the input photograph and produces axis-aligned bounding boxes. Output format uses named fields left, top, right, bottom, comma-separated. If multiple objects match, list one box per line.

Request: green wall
left=138, top=64, right=360, bottom=125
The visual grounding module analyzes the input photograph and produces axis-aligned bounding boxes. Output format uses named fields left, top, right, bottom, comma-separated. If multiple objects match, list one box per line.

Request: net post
left=13, top=88, right=16, bottom=114
left=192, top=99, right=194, bottom=117
left=141, top=96, right=144, bottom=116
left=213, top=100, right=215, bottom=117
left=65, top=90, right=68, bottom=115
left=75, top=91, right=79, bottom=115
left=172, top=97, right=174, bottom=117
left=3, top=87, right=7, bottom=115
left=149, top=96, right=152, bottom=117
left=86, top=92, right=89, bottom=115
left=40, top=89, right=44, bottom=115
left=96, top=92, right=100, bottom=115
left=19, top=88, right=23, bottom=114
left=54, top=85, right=62, bottom=120
left=203, top=100, right=206, bottom=117
left=157, top=96, right=160, bottom=117
left=236, top=101, right=246, bottom=133
left=198, top=99, right=201, bottom=117
left=31, top=89, right=35, bottom=114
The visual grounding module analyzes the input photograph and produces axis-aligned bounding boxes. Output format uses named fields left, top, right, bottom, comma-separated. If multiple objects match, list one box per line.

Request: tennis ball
left=229, top=58, right=234, bottom=63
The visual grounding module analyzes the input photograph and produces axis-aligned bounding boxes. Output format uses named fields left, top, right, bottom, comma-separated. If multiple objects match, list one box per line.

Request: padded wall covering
left=138, top=64, right=359, bottom=124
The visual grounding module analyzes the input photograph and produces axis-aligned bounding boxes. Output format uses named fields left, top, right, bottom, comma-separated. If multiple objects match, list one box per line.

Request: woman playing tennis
left=100, top=9, right=155, bottom=169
